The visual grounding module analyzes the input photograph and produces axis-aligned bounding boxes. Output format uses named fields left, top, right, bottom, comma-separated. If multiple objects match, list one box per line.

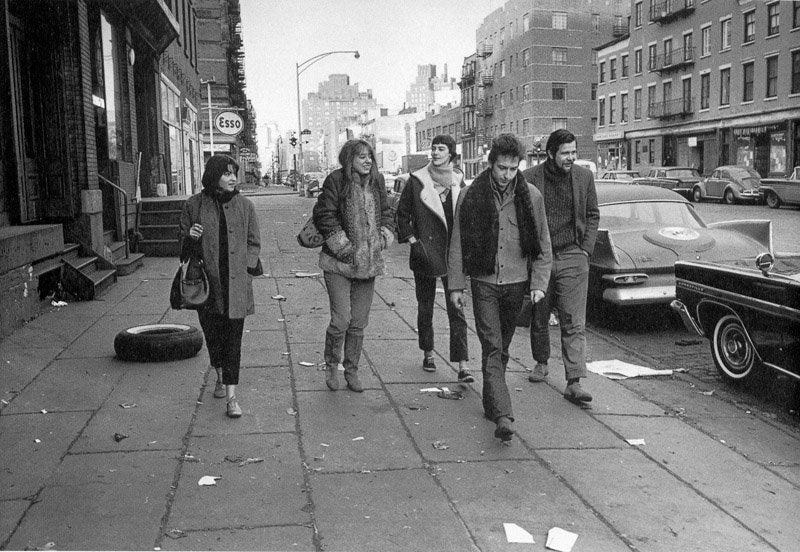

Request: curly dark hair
left=338, top=139, right=379, bottom=184
left=545, top=129, right=577, bottom=159
left=488, top=133, right=526, bottom=165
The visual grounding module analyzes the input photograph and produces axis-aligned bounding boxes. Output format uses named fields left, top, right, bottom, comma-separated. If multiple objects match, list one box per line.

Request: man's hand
left=450, top=291, right=464, bottom=309
left=531, top=289, right=545, bottom=303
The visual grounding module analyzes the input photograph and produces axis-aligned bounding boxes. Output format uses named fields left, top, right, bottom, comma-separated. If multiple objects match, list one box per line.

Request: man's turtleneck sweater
left=542, top=159, right=576, bottom=252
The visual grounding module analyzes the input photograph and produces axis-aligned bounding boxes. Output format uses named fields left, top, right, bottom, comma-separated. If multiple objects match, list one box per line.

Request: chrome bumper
left=670, top=300, right=704, bottom=336
left=602, top=284, right=675, bottom=306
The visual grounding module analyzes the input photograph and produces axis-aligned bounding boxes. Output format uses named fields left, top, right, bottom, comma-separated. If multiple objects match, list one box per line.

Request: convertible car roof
left=596, top=183, right=689, bottom=205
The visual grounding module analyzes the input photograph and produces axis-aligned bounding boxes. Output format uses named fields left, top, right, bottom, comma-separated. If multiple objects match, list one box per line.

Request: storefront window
left=161, top=77, right=185, bottom=195
left=736, top=135, right=753, bottom=167
left=770, top=132, right=786, bottom=174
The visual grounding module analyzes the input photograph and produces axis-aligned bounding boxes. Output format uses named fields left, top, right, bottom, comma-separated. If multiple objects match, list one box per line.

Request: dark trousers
left=530, top=248, right=589, bottom=380
left=198, top=309, right=245, bottom=385
left=471, top=279, right=527, bottom=422
left=414, top=272, right=469, bottom=362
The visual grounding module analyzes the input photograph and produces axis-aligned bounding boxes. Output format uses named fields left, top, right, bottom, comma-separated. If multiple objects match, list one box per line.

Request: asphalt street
left=1, top=185, right=798, bottom=552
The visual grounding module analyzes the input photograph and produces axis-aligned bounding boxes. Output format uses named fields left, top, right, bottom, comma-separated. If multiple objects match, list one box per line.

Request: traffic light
left=289, top=136, right=297, bottom=147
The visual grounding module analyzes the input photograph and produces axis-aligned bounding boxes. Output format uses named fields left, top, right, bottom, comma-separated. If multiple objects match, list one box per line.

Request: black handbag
left=297, top=216, right=323, bottom=248
left=171, top=229, right=210, bottom=310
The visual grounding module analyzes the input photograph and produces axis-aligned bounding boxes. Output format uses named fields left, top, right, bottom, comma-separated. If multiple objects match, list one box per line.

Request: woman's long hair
left=338, top=139, right=379, bottom=185
left=201, top=154, right=239, bottom=190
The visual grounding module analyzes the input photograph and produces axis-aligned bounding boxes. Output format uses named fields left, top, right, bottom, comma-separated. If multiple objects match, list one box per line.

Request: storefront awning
left=732, top=122, right=785, bottom=137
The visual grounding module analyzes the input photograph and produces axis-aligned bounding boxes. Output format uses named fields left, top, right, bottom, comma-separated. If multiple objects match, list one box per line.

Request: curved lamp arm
left=297, top=50, right=360, bottom=77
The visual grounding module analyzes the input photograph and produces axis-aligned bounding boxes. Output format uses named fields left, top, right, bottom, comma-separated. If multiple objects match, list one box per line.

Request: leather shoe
left=226, top=398, right=242, bottom=418
left=213, top=379, right=226, bottom=398
left=344, top=373, right=363, bottom=392
left=494, top=416, right=514, bottom=442
left=422, top=356, right=436, bottom=372
left=457, top=369, right=475, bottom=383
left=564, top=382, right=592, bottom=403
left=325, top=364, right=339, bottom=391
left=527, top=363, right=549, bottom=383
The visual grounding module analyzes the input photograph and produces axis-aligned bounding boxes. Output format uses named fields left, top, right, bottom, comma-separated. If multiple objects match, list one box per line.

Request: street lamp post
left=296, top=50, right=359, bottom=176
left=200, top=78, right=216, bottom=155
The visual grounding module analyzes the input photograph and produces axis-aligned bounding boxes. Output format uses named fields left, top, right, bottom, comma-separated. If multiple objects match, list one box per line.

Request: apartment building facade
left=415, top=103, right=463, bottom=158
left=595, top=0, right=800, bottom=177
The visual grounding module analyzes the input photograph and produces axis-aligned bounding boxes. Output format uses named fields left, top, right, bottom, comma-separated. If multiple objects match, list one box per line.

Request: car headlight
left=601, top=273, right=649, bottom=285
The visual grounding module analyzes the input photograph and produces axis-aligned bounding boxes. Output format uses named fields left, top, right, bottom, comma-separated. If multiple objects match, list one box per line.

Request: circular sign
left=214, top=111, right=244, bottom=135
left=657, top=227, right=700, bottom=241
left=387, top=150, right=397, bottom=161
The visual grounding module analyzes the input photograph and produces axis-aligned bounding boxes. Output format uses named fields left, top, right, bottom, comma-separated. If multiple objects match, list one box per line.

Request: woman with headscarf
left=312, top=139, right=395, bottom=392
left=179, top=154, right=262, bottom=418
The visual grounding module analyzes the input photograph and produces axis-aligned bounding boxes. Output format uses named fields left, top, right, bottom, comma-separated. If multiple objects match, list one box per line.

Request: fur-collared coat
left=313, top=168, right=395, bottom=280
left=179, top=192, right=261, bottom=319
left=395, top=165, right=464, bottom=276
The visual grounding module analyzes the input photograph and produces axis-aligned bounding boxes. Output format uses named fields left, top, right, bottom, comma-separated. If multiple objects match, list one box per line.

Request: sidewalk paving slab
left=58, top=314, right=161, bottom=359
left=158, top=525, right=314, bottom=551
left=240, top=329, right=289, bottom=367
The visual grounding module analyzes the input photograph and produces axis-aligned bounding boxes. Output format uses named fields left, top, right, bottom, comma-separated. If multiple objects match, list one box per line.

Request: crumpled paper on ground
left=587, top=359, right=672, bottom=380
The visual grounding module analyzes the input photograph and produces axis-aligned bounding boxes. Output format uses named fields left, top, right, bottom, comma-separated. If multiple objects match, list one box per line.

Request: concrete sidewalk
left=1, top=193, right=798, bottom=551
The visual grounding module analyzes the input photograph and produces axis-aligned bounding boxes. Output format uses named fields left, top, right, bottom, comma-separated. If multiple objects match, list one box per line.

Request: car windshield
left=667, top=169, right=701, bottom=179
left=600, top=201, right=704, bottom=233
left=614, top=172, right=639, bottom=180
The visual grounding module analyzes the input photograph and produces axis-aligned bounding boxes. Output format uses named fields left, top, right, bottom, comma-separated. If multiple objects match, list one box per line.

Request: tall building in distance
left=405, top=64, right=460, bottom=115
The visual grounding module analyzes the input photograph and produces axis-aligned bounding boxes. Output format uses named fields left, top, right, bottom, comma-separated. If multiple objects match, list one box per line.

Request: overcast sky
left=240, top=0, right=501, bottom=160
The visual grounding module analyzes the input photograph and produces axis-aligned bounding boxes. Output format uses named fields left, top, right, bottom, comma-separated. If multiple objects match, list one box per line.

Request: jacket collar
left=412, top=163, right=463, bottom=227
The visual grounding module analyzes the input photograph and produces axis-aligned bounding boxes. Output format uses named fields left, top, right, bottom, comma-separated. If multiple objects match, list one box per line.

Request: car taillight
left=602, top=273, right=649, bottom=285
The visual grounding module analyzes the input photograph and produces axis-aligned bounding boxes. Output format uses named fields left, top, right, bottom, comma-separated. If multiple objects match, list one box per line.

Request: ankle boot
left=344, top=369, right=363, bottom=392
left=213, top=367, right=225, bottom=398
left=324, top=332, right=344, bottom=390
left=325, top=363, right=339, bottom=390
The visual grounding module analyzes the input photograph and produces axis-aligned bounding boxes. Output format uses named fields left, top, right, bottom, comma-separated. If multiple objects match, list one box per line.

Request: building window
left=743, top=10, right=755, bottom=43
left=552, top=118, right=567, bottom=131
left=767, top=2, right=779, bottom=36
left=635, top=1, right=642, bottom=27
left=522, top=48, right=530, bottom=66
left=599, top=61, right=606, bottom=83
left=599, top=98, right=605, bottom=126
left=648, top=44, right=657, bottom=70
left=552, top=82, right=566, bottom=100
left=701, top=25, right=710, bottom=56
left=634, top=48, right=642, bottom=74
left=683, top=32, right=693, bottom=61
left=509, top=88, right=514, bottom=103
left=766, top=55, right=778, bottom=98
left=620, top=92, right=628, bottom=122
left=720, top=67, right=730, bottom=105
left=634, top=88, right=642, bottom=119
left=609, top=95, right=616, bottom=124
left=742, top=61, right=754, bottom=101
left=523, top=83, right=532, bottom=101
left=793, top=51, right=800, bottom=94
left=593, top=13, right=600, bottom=30
left=553, top=11, right=567, bottom=29
left=663, top=81, right=672, bottom=104
left=721, top=18, right=731, bottom=50
left=591, top=82, right=597, bottom=100
left=522, top=118, right=530, bottom=135
left=500, top=92, right=506, bottom=107
left=794, top=1, right=800, bottom=29
left=635, top=140, right=641, bottom=164
left=647, top=84, right=656, bottom=115
left=682, top=77, right=692, bottom=112
left=663, top=38, right=673, bottom=66
left=552, top=48, right=567, bottom=65
left=648, top=139, right=655, bottom=163
left=700, top=73, right=710, bottom=109
left=621, top=54, right=629, bottom=77
left=610, top=58, right=617, bottom=80
left=523, top=13, right=530, bottom=32
left=500, top=59, right=506, bottom=77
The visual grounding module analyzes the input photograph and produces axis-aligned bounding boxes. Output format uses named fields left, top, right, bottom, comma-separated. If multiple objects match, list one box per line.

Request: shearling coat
left=395, top=165, right=464, bottom=276
left=179, top=192, right=261, bottom=319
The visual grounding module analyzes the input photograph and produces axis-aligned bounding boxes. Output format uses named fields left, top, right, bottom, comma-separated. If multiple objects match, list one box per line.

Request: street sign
left=214, top=111, right=244, bottom=136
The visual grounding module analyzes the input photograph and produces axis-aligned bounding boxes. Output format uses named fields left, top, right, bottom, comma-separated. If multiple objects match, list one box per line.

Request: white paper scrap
left=298, top=361, right=316, bottom=367
left=294, top=272, right=321, bottom=278
left=420, top=387, right=443, bottom=393
left=626, top=438, right=646, bottom=446
left=352, top=436, right=365, bottom=441
left=504, top=523, right=535, bottom=544
left=546, top=527, right=578, bottom=552
left=587, top=359, right=672, bottom=380
left=271, top=294, right=286, bottom=301
left=198, top=476, right=221, bottom=486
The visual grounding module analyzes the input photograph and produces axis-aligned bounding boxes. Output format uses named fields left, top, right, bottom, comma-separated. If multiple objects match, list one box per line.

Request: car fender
left=705, top=219, right=772, bottom=254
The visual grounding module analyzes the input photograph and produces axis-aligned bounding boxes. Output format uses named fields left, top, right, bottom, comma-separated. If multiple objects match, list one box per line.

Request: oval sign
left=214, top=111, right=244, bottom=136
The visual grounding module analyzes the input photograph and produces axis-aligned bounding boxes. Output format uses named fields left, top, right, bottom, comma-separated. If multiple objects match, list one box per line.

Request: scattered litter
left=42, top=543, right=56, bottom=550
left=287, top=408, right=297, bottom=416
left=224, top=455, right=264, bottom=467
left=183, top=454, right=199, bottom=463
left=432, top=440, right=449, bottom=450
left=282, top=352, right=290, bottom=356
left=271, top=294, right=286, bottom=301
left=1, top=399, right=8, bottom=405
left=320, top=443, right=330, bottom=447
left=387, top=302, right=396, bottom=307
left=549, top=312, right=559, bottom=326
left=407, top=405, right=426, bottom=411
left=197, top=475, right=221, bottom=486
left=294, top=272, right=321, bottom=278
left=51, top=300, right=68, bottom=307
left=165, top=529, right=187, bottom=540
left=437, top=389, right=464, bottom=400
left=700, top=390, right=715, bottom=396
left=673, top=367, right=689, bottom=373
left=626, top=438, right=646, bottom=446
left=40, top=409, right=47, bottom=414
left=277, top=318, right=285, bottom=321
left=34, top=438, right=41, bottom=444
left=119, top=403, right=138, bottom=409
left=546, top=527, right=578, bottom=552
left=420, top=387, right=443, bottom=393
left=504, top=523, right=535, bottom=544
left=298, top=361, right=316, bottom=367
left=352, top=436, right=365, bottom=441
left=113, top=433, right=128, bottom=442
left=587, top=359, right=673, bottom=380
left=515, top=387, right=523, bottom=392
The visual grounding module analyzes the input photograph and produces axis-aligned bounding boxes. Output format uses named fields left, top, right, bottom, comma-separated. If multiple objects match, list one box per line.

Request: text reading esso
left=214, top=111, right=244, bottom=135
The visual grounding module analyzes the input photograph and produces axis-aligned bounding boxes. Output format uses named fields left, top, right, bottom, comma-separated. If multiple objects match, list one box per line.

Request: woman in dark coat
left=396, top=135, right=472, bottom=382
left=179, top=154, right=262, bottom=418
left=312, top=139, right=394, bottom=392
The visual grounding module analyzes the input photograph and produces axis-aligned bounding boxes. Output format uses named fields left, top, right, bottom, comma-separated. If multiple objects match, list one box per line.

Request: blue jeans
left=470, top=279, right=527, bottom=422
left=530, top=247, right=589, bottom=380
left=323, top=271, right=375, bottom=373
left=414, top=273, right=468, bottom=362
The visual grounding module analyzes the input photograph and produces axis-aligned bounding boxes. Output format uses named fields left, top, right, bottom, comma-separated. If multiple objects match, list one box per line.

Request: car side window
left=721, top=171, right=730, bottom=180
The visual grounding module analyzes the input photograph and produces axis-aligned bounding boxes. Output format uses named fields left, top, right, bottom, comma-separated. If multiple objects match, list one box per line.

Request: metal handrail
left=98, top=174, right=129, bottom=259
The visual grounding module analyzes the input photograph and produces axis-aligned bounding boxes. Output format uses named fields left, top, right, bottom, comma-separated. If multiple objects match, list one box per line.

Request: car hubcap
left=719, top=324, right=752, bottom=374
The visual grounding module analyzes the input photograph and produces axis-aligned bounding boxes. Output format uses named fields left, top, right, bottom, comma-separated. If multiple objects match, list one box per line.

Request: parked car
left=760, top=166, right=800, bottom=209
left=574, top=159, right=597, bottom=177
left=301, top=171, right=325, bottom=197
left=589, top=184, right=772, bottom=310
left=386, top=173, right=410, bottom=213
left=671, top=253, right=799, bottom=384
left=632, top=166, right=702, bottom=199
left=692, top=165, right=762, bottom=204
left=596, top=170, right=641, bottom=184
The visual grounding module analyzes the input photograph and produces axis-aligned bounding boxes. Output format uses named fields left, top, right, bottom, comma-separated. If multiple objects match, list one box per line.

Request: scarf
left=428, top=162, right=453, bottom=200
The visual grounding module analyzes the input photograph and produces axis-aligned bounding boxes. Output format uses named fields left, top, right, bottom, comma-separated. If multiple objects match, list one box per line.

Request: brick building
left=415, top=103, right=463, bottom=160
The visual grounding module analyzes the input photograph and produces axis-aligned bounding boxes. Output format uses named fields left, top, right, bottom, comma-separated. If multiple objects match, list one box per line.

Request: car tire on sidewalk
left=114, top=324, right=204, bottom=362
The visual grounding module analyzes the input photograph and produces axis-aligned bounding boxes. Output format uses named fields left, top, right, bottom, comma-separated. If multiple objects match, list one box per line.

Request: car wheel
left=691, top=187, right=702, bottom=203
left=114, top=324, right=204, bottom=362
left=765, top=191, right=781, bottom=209
left=723, top=189, right=736, bottom=205
left=711, top=314, right=757, bottom=384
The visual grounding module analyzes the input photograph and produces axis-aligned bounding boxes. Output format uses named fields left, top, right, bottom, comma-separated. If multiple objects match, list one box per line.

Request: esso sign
left=214, top=111, right=244, bottom=135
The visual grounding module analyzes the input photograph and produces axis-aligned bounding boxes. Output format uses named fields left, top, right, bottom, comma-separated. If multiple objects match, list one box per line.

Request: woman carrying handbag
left=179, top=154, right=262, bottom=418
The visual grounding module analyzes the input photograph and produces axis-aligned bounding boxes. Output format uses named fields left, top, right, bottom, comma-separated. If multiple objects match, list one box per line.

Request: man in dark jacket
left=448, top=134, right=552, bottom=442
left=396, top=135, right=473, bottom=382
left=522, top=129, right=599, bottom=404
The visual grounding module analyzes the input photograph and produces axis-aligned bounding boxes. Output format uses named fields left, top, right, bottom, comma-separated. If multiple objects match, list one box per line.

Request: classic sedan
left=671, top=253, right=799, bottom=384
left=692, top=165, right=762, bottom=204
left=590, top=184, right=772, bottom=308
left=632, top=166, right=702, bottom=199
left=597, top=170, right=641, bottom=184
